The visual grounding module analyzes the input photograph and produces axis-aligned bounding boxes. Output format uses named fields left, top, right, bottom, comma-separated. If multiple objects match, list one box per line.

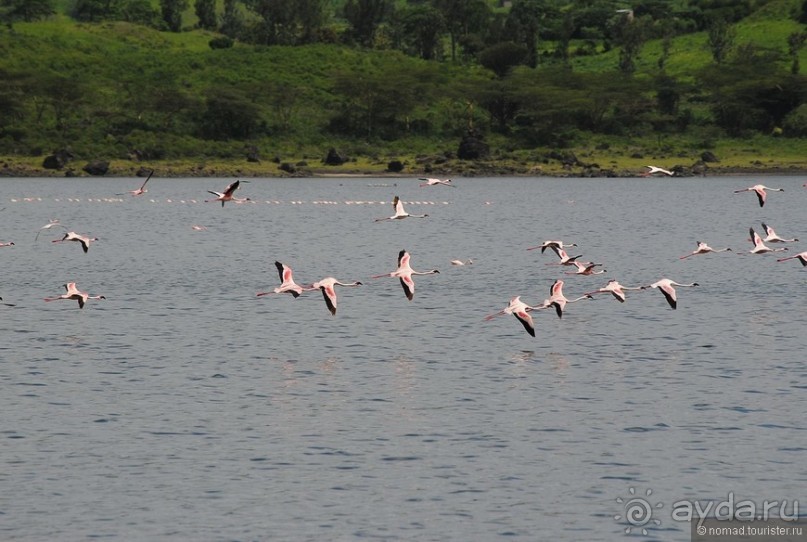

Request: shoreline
left=2, top=158, right=807, bottom=179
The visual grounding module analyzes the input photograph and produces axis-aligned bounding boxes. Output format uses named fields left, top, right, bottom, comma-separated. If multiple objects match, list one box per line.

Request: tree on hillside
left=0, top=0, right=54, bottom=24
left=242, top=0, right=296, bottom=45
left=160, top=0, right=189, bottom=32
left=432, top=0, right=490, bottom=63
left=392, top=4, right=444, bottom=60
left=220, top=0, right=244, bottom=38
left=344, top=0, right=390, bottom=47
left=608, top=10, right=647, bottom=75
left=787, top=31, right=807, bottom=75
left=194, top=0, right=217, bottom=30
left=706, top=17, right=735, bottom=64
left=478, top=42, right=528, bottom=78
left=505, top=0, right=549, bottom=68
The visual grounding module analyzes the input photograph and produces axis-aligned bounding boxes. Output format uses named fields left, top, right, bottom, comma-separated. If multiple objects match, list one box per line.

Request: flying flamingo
left=52, top=231, right=98, bottom=253
left=545, top=248, right=584, bottom=266
left=564, top=261, right=606, bottom=275
left=374, top=196, right=428, bottom=221
left=585, top=279, right=646, bottom=303
left=418, top=177, right=455, bottom=187
left=118, top=169, right=153, bottom=196
left=35, top=219, right=68, bottom=241
left=748, top=227, right=787, bottom=254
left=761, top=223, right=799, bottom=243
left=0, top=241, right=14, bottom=247
left=484, top=296, right=542, bottom=337
left=311, top=277, right=362, bottom=316
left=44, top=282, right=105, bottom=309
left=734, top=184, right=784, bottom=207
left=642, top=165, right=674, bottom=177
left=537, top=279, right=593, bottom=318
left=450, top=258, right=473, bottom=266
left=647, top=278, right=698, bottom=310
left=206, top=179, right=249, bottom=207
left=257, top=261, right=313, bottom=298
left=526, top=240, right=578, bottom=253
left=777, top=252, right=807, bottom=266
left=371, top=249, right=439, bottom=300
left=679, top=241, right=732, bottom=259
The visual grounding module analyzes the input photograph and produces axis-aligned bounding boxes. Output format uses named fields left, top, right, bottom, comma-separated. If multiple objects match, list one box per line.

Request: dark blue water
left=1, top=176, right=805, bottom=541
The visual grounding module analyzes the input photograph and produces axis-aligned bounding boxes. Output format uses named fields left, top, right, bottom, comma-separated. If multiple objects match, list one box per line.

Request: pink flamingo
left=310, top=277, right=362, bottom=316
left=537, top=279, right=593, bottom=318
left=484, top=296, right=542, bottom=337
left=642, top=165, right=674, bottom=177
left=734, top=184, right=784, bottom=207
left=419, top=177, right=455, bottom=187
left=35, top=219, right=68, bottom=241
left=0, top=241, right=14, bottom=247
left=118, top=169, right=153, bottom=196
left=52, top=231, right=98, bottom=253
left=257, top=261, right=313, bottom=298
left=647, top=278, right=698, bottom=310
left=777, top=252, right=807, bottom=267
left=374, top=196, right=428, bottom=221
left=585, top=279, right=646, bottom=303
left=206, top=179, right=249, bottom=207
left=679, top=241, right=732, bottom=259
left=748, top=227, right=787, bottom=255
left=526, top=240, right=578, bottom=253
left=564, top=261, right=606, bottom=275
left=371, top=249, right=439, bottom=301
left=44, top=282, right=105, bottom=309
left=761, top=223, right=799, bottom=243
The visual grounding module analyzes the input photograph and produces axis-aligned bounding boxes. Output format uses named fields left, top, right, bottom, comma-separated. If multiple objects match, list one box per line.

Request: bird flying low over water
left=679, top=241, right=732, bottom=259
left=374, top=196, right=428, bottom=221
left=35, top=219, right=68, bottom=241
left=484, top=296, right=541, bottom=337
left=585, top=279, right=646, bottom=303
left=257, top=261, right=313, bottom=298
left=777, top=252, right=807, bottom=266
left=0, top=241, right=14, bottom=247
left=642, top=165, right=674, bottom=177
left=371, top=249, right=439, bottom=301
left=206, top=179, right=249, bottom=207
left=748, top=227, right=787, bottom=255
left=311, top=277, right=362, bottom=316
left=536, top=279, right=593, bottom=319
left=44, top=282, right=105, bottom=309
left=526, top=240, right=578, bottom=253
left=761, top=223, right=798, bottom=243
left=52, top=231, right=98, bottom=253
left=118, top=169, right=153, bottom=196
left=734, top=184, right=784, bottom=208
left=647, top=278, right=698, bottom=310
left=419, top=177, right=455, bottom=187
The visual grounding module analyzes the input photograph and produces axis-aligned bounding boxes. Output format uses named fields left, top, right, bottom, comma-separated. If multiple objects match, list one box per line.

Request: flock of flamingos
left=2, top=169, right=806, bottom=337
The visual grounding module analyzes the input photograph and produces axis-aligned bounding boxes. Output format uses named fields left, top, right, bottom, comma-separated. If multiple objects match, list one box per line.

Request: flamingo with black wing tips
left=734, top=184, right=784, bottom=207
left=564, top=261, right=606, bottom=275
left=761, top=223, right=799, bottom=243
left=257, top=261, right=313, bottom=298
left=311, top=277, right=362, bottom=316
left=647, top=278, right=698, bottom=310
left=44, top=282, right=105, bottom=309
left=0, top=241, right=14, bottom=247
left=371, top=249, right=439, bottom=301
left=374, top=196, right=428, bottom=221
left=536, top=279, right=594, bottom=319
left=679, top=241, right=732, bottom=259
left=118, top=169, right=153, bottom=196
left=545, top=248, right=584, bottom=267
left=585, top=279, right=646, bottom=303
left=777, top=252, right=807, bottom=267
left=418, top=177, right=455, bottom=187
left=206, top=179, right=250, bottom=207
left=52, top=231, right=98, bottom=253
left=526, top=240, right=578, bottom=253
left=484, top=296, right=542, bottom=337
left=748, top=227, right=787, bottom=254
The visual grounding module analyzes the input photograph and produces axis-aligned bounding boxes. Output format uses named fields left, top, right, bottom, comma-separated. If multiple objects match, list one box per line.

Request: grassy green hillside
left=2, top=0, right=807, bottom=177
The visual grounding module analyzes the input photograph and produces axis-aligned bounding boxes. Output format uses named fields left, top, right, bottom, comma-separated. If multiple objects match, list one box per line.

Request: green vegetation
left=1, top=0, right=807, bottom=177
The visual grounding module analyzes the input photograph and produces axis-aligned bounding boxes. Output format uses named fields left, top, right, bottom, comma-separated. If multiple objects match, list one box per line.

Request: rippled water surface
left=1, top=176, right=805, bottom=541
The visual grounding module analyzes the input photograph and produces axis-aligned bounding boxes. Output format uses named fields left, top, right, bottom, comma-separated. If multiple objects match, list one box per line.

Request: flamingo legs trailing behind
left=371, top=249, right=439, bottom=301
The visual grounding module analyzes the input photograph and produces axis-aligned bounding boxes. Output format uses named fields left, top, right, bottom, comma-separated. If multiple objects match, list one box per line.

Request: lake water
left=1, top=176, right=805, bottom=541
